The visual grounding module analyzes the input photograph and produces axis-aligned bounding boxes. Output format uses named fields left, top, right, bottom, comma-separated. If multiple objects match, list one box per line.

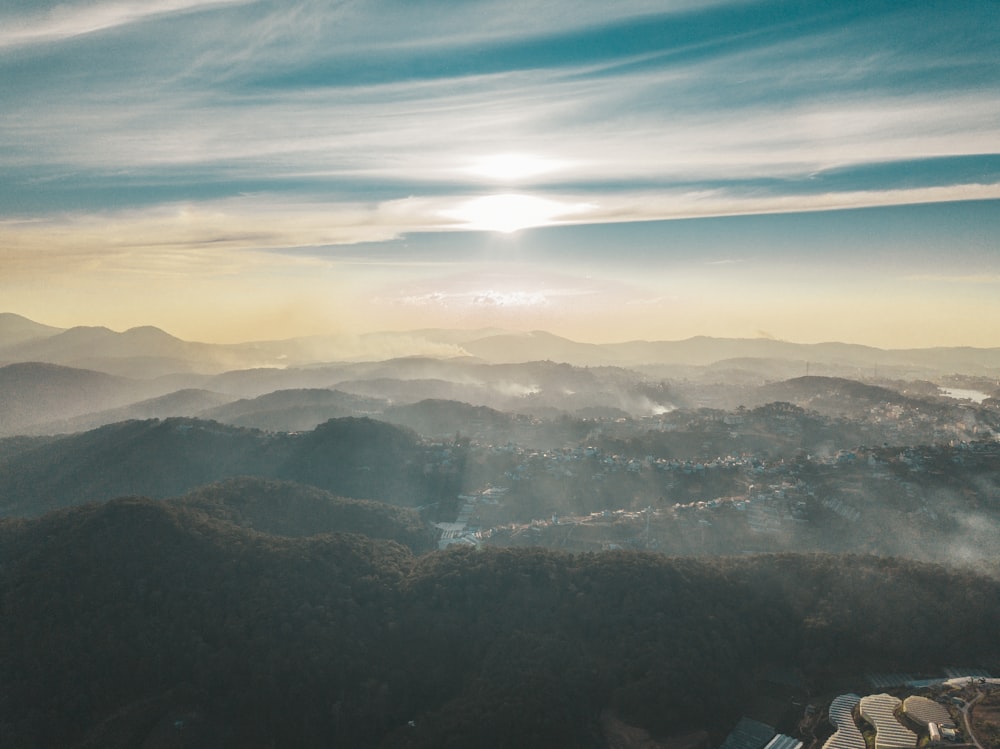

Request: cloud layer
left=1, top=0, right=998, bottom=344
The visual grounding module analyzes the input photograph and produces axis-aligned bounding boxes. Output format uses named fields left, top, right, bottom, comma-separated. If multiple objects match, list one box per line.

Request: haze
left=3, top=1, right=1000, bottom=734
left=1, top=1, right=999, bottom=347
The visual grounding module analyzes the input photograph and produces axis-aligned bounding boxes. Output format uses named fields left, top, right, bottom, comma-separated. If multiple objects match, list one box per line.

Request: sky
left=1, top=0, right=999, bottom=347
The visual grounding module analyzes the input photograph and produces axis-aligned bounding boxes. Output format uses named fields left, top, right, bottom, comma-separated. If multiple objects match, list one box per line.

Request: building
left=901, top=695, right=954, bottom=730
left=762, top=734, right=802, bottom=749
left=859, top=694, right=917, bottom=749
left=821, top=694, right=866, bottom=749
left=718, top=717, right=775, bottom=749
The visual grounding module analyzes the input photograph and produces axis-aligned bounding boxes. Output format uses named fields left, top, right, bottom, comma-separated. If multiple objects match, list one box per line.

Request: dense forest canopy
left=2, top=328, right=999, bottom=747
left=2, top=494, right=997, bottom=748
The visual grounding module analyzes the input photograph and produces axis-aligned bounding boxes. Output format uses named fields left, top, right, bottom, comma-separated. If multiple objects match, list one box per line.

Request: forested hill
left=173, top=477, right=436, bottom=553
left=1, top=498, right=998, bottom=748
left=0, top=416, right=459, bottom=517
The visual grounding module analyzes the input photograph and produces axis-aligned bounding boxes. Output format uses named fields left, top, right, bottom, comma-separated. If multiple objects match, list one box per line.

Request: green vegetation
left=972, top=690, right=1000, bottom=748
left=0, top=417, right=461, bottom=518
left=173, top=477, right=437, bottom=553
left=857, top=713, right=876, bottom=749
left=1, top=360, right=999, bottom=747
left=1, top=496, right=998, bottom=748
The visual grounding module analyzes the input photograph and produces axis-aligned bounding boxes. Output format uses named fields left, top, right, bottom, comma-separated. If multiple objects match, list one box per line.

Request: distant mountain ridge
left=29, top=388, right=238, bottom=436
left=200, top=388, right=386, bottom=432
left=0, top=323, right=285, bottom=378
left=0, top=312, right=63, bottom=347
left=0, top=362, right=156, bottom=436
left=4, top=312, right=1000, bottom=378
left=2, top=313, right=1000, bottom=437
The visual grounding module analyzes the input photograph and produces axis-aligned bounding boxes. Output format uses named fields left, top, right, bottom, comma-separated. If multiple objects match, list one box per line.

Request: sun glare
left=442, top=193, right=593, bottom=233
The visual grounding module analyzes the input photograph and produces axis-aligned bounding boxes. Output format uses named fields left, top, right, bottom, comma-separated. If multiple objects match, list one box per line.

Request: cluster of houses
left=419, top=406, right=1000, bottom=552
left=433, top=486, right=508, bottom=549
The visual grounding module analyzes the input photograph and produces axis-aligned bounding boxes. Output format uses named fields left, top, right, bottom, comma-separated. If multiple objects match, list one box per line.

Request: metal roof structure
left=763, top=734, right=802, bottom=749
left=901, top=696, right=953, bottom=728
left=859, top=694, right=917, bottom=749
left=719, top=717, right=776, bottom=749
left=821, top=694, right=866, bottom=749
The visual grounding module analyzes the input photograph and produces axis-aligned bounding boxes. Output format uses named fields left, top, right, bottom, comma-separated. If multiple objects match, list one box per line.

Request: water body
left=939, top=388, right=990, bottom=403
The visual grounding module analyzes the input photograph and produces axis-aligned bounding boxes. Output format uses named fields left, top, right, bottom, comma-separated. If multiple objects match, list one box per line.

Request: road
left=959, top=689, right=985, bottom=749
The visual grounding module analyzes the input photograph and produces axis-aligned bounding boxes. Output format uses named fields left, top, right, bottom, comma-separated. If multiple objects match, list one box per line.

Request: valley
left=1, top=315, right=999, bottom=748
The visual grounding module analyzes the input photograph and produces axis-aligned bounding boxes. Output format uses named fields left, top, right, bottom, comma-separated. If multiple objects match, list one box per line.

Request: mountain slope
left=0, top=497, right=413, bottom=748
left=275, top=417, right=440, bottom=506
left=29, top=388, right=238, bottom=435
left=0, top=312, right=63, bottom=348
left=4, top=313, right=1000, bottom=379
left=3, top=325, right=178, bottom=361
left=201, top=388, right=385, bottom=431
left=462, top=330, right=616, bottom=365
left=0, top=418, right=277, bottom=516
left=0, top=322, right=302, bottom=377
left=0, top=362, right=160, bottom=436
left=173, top=477, right=436, bottom=553
left=751, top=375, right=944, bottom=417
left=2, top=502, right=998, bottom=748
left=381, top=399, right=515, bottom=439
left=0, top=416, right=456, bottom=517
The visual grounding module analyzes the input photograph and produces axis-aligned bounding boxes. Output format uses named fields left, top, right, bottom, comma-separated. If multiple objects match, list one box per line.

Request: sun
left=442, top=193, right=593, bottom=233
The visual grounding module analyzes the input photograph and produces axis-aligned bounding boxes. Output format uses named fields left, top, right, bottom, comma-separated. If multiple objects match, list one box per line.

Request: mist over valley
left=3, top=0, right=1000, bottom=745
left=2, top=312, right=1000, bottom=746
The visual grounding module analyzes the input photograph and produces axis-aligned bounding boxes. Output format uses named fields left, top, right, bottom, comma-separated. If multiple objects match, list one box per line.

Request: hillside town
left=426, top=402, right=1000, bottom=560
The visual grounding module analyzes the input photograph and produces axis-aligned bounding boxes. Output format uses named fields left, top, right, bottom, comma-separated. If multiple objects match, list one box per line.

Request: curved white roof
left=763, top=735, right=802, bottom=749
left=821, top=694, right=865, bottom=749
left=859, top=694, right=917, bottom=749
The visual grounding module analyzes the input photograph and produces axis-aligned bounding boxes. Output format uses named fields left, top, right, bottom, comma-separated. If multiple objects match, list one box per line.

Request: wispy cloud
left=2, top=1, right=999, bottom=343
left=398, top=290, right=554, bottom=309
left=0, top=197, right=396, bottom=278
left=3, top=182, right=999, bottom=282
left=3, top=2, right=998, bottom=219
left=0, top=0, right=254, bottom=48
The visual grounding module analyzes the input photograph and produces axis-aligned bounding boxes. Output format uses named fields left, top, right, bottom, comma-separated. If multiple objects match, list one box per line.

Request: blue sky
left=1, top=0, right=998, bottom=346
